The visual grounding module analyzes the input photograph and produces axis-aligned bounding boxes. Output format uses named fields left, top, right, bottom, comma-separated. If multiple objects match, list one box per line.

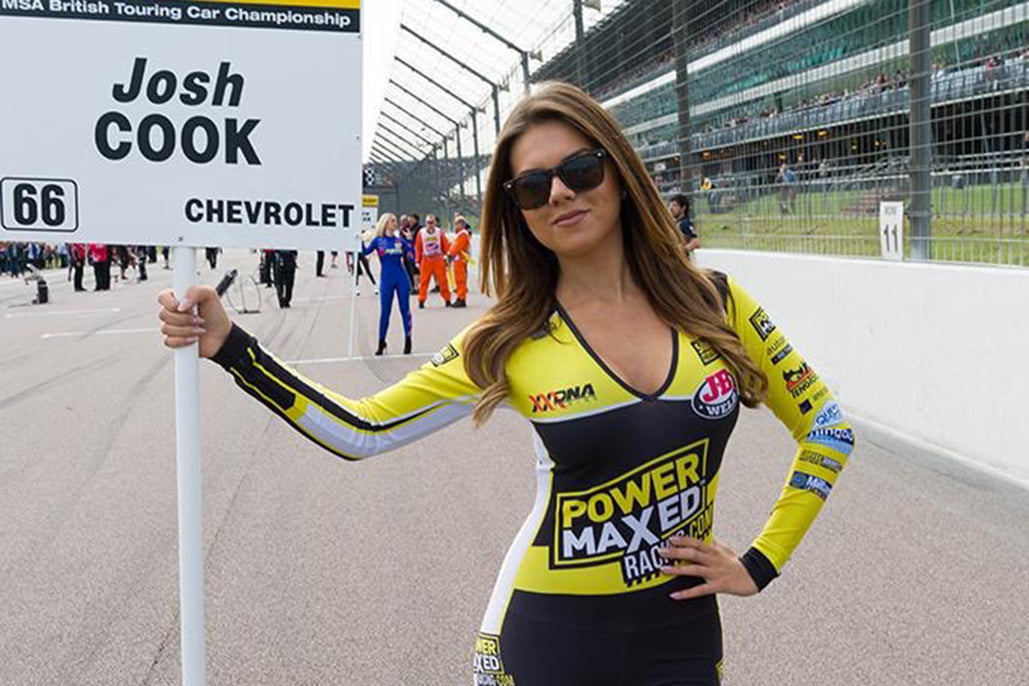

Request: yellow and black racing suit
left=211, top=272, right=854, bottom=685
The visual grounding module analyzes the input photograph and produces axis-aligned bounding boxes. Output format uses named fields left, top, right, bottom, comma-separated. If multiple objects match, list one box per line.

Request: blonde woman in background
left=360, top=213, right=415, bottom=355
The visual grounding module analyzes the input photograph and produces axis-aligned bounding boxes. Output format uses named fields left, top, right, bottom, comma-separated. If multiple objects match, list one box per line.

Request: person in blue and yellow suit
left=362, top=212, right=415, bottom=356
left=158, top=82, right=854, bottom=685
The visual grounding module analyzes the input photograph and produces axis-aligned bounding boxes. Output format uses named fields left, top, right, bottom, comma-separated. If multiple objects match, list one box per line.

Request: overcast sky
left=362, top=0, right=403, bottom=161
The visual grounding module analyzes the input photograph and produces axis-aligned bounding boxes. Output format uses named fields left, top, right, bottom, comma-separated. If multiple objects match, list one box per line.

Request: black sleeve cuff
left=211, top=323, right=254, bottom=370
left=740, top=547, right=780, bottom=592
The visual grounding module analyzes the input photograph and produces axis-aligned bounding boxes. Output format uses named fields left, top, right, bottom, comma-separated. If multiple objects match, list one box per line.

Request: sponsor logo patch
left=430, top=343, right=459, bottom=367
left=766, top=334, right=789, bottom=356
left=529, top=383, right=597, bottom=413
left=812, top=400, right=844, bottom=428
left=473, top=633, right=515, bottom=685
left=806, top=427, right=855, bottom=454
left=798, top=450, right=844, bottom=474
left=553, top=440, right=712, bottom=587
left=692, top=369, right=739, bottom=420
left=770, top=343, right=794, bottom=366
left=789, top=470, right=833, bottom=500
left=783, top=361, right=820, bottom=398
left=749, top=308, right=777, bottom=341
left=691, top=339, right=719, bottom=366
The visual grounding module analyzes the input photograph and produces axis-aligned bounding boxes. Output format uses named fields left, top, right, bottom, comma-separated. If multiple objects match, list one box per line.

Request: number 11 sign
left=879, top=201, right=905, bottom=261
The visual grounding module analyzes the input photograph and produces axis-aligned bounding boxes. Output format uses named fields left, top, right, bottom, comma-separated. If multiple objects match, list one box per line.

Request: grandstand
left=531, top=0, right=1027, bottom=264
left=367, top=0, right=1027, bottom=265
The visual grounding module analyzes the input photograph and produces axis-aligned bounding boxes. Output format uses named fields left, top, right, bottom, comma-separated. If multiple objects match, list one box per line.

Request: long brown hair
left=463, top=82, right=767, bottom=424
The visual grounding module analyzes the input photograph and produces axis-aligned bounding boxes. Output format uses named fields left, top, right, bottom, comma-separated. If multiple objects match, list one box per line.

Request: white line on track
left=0, top=271, right=68, bottom=288
left=41, top=328, right=154, bottom=339
left=6, top=307, right=122, bottom=318
left=288, top=353, right=434, bottom=365
left=292, top=295, right=354, bottom=303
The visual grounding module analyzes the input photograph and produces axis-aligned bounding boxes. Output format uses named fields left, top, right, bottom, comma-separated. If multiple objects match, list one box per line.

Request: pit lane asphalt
left=1, top=250, right=1026, bottom=685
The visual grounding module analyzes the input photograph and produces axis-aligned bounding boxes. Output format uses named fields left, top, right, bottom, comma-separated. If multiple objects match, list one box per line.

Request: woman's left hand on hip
left=659, top=536, right=759, bottom=600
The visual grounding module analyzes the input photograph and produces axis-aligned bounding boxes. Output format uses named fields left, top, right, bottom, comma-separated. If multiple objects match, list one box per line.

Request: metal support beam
left=371, top=145, right=399, bottom=162
left=381, top=124, right=432, bottom=155
left=389, top=78, right=459, bottom=128
left=470, top=109, right=482, bottom=204
left=372, top=141, right=404, bottom=160
left=377, top=129, right=423, bottom=158
left=442, top=136, right=452, bottom=216
left=378, top=126, right=426, bottom=155
left=490, top=84, right=501, bottom=136
left=378, top=131, right=424, bottom=159
left=909, top=0, right=933, bottom=261
left=397, top=57, right=481, bottom=111
left=454, top=129, right=466, bottom=201
left=388, top=78, right=467, bottom=200
left=396, top=56, right=483, bottom=204
left=380, top=111, right=436, bottom=147
left=401, top=25, right=502, bottom=135
left=377, top=105, right=451, bottom=196
left=573, top=0, right=587, bottom=88
left=384, top=97, right=448, bottom=138
left=369, top=146, right=394, bottom=160
left=429, top=0, right=521, bottom=53
left=432, top=147, right=443, bottom=205
left=376, top=137, right=414, bottom=162
left=428, top=0, right=533, bottom=94
left=672, top=0, right=694, bottom=198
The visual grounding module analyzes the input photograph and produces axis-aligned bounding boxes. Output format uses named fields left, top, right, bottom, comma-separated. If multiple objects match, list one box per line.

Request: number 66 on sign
left=1, top=178, right=79, bottom=232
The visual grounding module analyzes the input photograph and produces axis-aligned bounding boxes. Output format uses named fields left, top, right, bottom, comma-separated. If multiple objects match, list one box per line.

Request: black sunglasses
left=503, top=149, right=608, bottom=210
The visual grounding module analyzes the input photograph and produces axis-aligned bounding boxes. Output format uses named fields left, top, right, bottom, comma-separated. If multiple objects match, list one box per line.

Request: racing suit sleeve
left=211, top=324, right=480, bottom=460
left=359, top=237, right=377, bottom=257
left=724, top=276, right=855, bottom=590
left=414, top=232, right=424, bottom=263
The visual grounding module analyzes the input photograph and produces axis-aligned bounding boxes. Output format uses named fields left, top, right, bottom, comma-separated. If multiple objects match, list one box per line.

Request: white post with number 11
left=879, top=201, right=905, bottom=261
left=0, top=1, right=363, bottom=683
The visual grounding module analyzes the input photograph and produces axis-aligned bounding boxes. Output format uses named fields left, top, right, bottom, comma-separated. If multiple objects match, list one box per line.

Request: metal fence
left=368, top=0, right=1027, bottom=267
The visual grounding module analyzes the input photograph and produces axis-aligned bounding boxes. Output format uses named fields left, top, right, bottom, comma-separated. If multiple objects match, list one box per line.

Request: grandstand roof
left=531, top=0, right=674, bottom=93
left=366, top=0, right=631, bottom=167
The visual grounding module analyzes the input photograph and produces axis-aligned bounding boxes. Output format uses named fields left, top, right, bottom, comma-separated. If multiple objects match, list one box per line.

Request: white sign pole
left=348, top=232, right=359, bottom=359
left=348, top=197, right=379, bottom=358
left=173, top=246, right=206, bottom=686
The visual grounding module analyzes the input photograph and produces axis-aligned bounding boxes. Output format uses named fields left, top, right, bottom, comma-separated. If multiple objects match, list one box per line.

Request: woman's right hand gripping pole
left=158, top=285, right=233, bottom=359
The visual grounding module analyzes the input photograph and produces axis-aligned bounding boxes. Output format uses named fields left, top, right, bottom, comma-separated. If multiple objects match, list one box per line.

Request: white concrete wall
left=696, top=250, right=1029, bottom=483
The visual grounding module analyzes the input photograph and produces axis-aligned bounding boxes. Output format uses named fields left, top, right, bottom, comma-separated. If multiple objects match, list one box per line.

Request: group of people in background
left=0, top=242, right=170, bottom=290
left=358, top=211, right=474, bottom=356
left=4, top=200, right=696, bottom=358
left=258, top=249, right=299, bottom=309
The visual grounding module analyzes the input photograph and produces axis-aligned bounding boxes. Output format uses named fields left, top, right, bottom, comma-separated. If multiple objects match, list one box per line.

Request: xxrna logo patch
left=529, top=383, right=597, bottom=413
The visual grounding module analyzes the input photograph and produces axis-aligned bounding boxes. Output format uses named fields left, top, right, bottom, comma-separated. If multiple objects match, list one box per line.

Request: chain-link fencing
left=368, top=0, right=1027, bottom=266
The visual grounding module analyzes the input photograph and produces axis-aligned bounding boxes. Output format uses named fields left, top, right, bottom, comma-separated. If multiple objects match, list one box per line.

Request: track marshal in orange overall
left=415, top=214, right=453, bottom=308
left=448, top=215, right=472, bottom=308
